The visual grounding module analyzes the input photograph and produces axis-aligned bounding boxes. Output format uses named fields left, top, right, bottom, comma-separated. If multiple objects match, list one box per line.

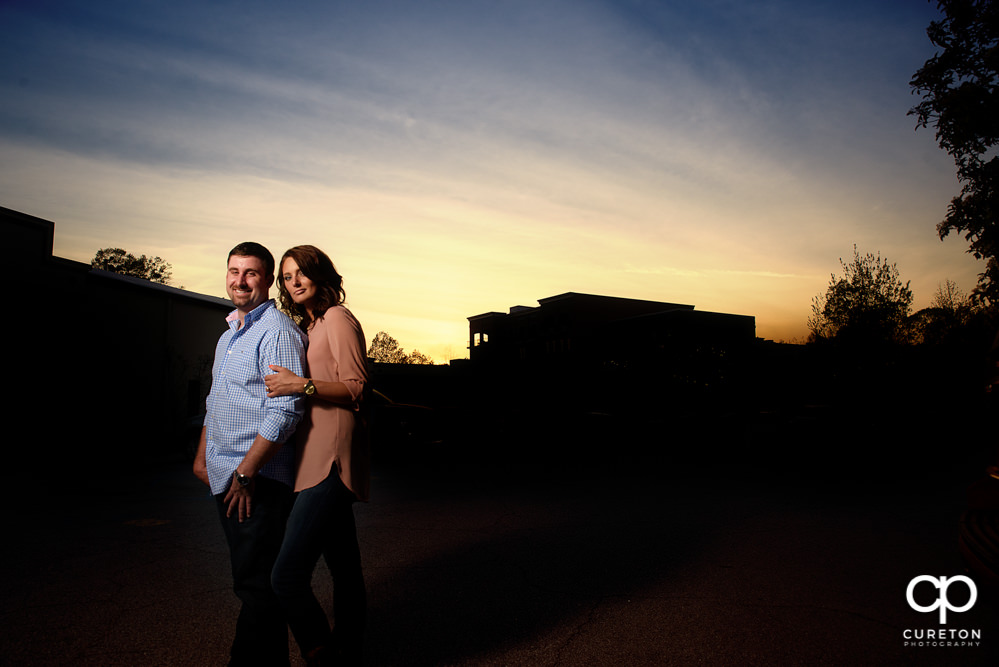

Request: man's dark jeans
left=215, top=475, right=294, bottom=667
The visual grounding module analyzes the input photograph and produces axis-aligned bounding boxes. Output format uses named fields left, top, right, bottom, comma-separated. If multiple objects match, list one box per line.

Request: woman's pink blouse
left=294, top=306, right=369, bottom=499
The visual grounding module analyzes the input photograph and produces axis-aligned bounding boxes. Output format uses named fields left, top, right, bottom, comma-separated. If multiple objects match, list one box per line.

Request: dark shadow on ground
left=356, top=404, right=999, bottom=666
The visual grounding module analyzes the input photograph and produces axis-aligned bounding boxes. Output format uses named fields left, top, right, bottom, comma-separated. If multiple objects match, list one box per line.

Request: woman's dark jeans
left=272, top=469, right=365, bottom=662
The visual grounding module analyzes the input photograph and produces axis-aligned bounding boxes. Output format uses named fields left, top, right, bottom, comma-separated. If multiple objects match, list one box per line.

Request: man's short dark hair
left=228, top=242, right=275, bottom=278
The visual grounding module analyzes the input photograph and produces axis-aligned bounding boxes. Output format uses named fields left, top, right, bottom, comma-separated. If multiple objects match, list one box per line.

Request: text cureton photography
left=904, top=575, right=984, bottom=649
left=903, top=628, right=982, bottom=648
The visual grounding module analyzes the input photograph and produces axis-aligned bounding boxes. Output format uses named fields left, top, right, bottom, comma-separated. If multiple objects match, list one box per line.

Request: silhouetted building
left=3, top=205, right=232, bottom=475
left=469, top=292, right=753, bottom=362
left=468, top=292, right=756, bottom=413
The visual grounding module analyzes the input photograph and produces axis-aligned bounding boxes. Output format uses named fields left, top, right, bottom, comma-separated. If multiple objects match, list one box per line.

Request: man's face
left=226, top=254, right=273, bottom=314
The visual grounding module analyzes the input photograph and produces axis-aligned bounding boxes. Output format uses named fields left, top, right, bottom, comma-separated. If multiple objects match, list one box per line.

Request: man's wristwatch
left=234, top=471, right=252, bottom=488
left=303, top=379, right=316, bottom=396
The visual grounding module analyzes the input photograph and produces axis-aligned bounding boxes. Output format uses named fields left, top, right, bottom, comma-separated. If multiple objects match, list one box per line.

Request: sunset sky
left=0, top=0, right=981, bottom=361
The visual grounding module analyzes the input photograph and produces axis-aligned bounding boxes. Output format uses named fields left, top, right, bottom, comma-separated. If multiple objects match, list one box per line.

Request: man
left=194, top=241, right=307, bottom=666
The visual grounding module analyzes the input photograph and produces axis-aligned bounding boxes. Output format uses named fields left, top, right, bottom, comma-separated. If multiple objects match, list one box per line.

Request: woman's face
left=281, top=257, right=318, bottom=311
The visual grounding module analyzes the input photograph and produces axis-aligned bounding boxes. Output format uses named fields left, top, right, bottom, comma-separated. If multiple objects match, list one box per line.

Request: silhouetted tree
left=92, top=247, right=173, bottom=284
left=910, top=0, right=999, bottom=301
left=808, top=246, right=913, bottom=344
left=367, top=332, right=436, bottom=364
left=934, top=278, right=970, bottom=311
left=406, top=350, right=434, bottom=365
left=368, top=331, right=408, bottom=363
left=910, top=280, right=977, bottom=344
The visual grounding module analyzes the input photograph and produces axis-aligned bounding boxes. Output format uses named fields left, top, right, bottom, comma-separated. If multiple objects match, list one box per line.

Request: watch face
left=305, top=381, right=316, bottom=395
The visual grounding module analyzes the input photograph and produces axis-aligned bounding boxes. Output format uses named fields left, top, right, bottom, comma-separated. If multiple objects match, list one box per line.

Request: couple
left=193, top=242, right=368, bottom=667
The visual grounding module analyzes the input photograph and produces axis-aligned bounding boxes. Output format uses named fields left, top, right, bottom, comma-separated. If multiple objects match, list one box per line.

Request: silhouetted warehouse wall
left=3, top=206, right=231, bottom=479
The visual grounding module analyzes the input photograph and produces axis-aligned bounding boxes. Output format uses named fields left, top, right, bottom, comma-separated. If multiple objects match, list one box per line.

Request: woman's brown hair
left=277, top=245, right=346, bottom=330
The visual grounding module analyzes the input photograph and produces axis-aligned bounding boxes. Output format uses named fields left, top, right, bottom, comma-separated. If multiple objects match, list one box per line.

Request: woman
left=265, top=245, right=369, bottom=667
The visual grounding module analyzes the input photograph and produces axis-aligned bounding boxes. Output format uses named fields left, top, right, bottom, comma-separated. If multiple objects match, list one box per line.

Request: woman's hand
left=265, top=364, right=306, bottom=397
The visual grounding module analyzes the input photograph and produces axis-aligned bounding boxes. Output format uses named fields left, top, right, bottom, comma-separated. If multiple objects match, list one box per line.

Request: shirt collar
left=226, top=299, right=274, bottom=330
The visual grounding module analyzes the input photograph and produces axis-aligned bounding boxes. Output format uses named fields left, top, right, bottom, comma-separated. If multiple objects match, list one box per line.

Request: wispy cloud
left=0, top=0, right=981, bottom=357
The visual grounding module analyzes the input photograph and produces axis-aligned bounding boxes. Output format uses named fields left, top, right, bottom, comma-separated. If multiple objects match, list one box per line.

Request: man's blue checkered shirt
left=204, top=300, right=307, bottom=495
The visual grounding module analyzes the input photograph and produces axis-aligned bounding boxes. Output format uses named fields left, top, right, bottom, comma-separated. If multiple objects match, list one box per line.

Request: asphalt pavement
left=2, top=429, right=999, bottom=666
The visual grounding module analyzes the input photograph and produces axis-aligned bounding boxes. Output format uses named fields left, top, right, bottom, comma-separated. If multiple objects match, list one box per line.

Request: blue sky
left=0, top=0, right=978, bottom=359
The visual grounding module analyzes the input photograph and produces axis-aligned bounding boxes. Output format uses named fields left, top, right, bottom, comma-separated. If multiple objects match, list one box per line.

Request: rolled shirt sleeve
left=324, top=307, right=368, bottom=407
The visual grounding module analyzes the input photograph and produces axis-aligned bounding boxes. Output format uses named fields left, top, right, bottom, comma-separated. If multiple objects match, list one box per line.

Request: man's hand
left=223, top=474, right=254, bottom=522
left=265, top=364, right=305, bottom=398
